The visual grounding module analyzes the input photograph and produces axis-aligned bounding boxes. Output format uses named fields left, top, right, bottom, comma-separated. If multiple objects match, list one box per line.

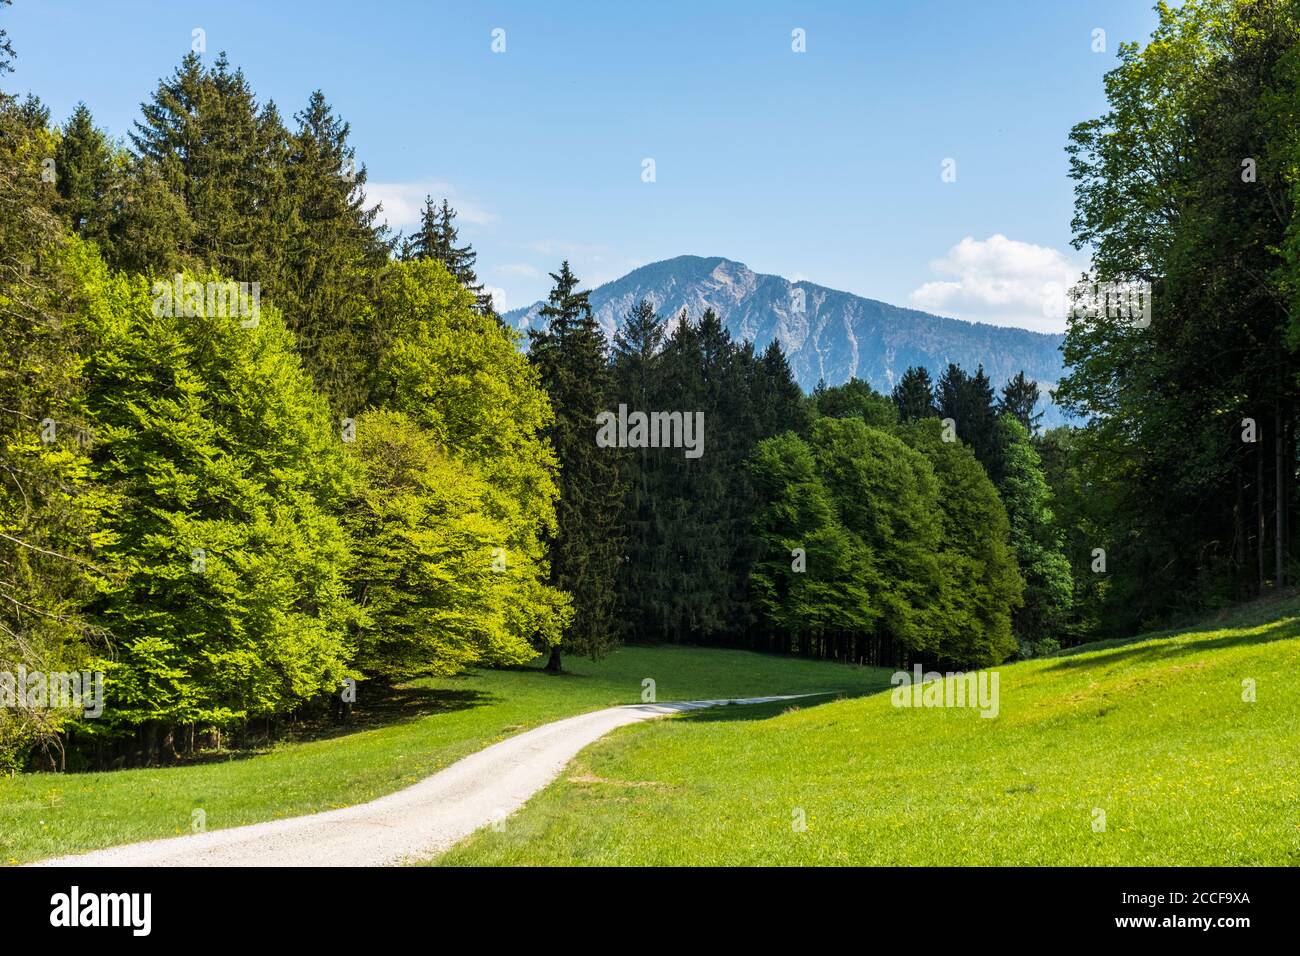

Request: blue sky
left=5, top=1, right=1161, bottom=331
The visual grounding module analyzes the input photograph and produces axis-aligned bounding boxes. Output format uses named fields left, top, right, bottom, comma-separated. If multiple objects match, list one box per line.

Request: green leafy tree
left=371, top=258, right=570, bottom=664
left=903, top=419, right=1023, bottom=666
left=0, top=82, right=110, bottom=769
left=809, top=417, right=942, bottom=661
left=73, top=250, right=358, bottom=760
left=748, top=432, right=872, bottom=654
left=996, top=416, right=1072, bottom=655
left=344, top=410, right=541, bottom=682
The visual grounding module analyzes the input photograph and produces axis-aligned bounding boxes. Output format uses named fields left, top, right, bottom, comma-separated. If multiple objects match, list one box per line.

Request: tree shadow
left=172, top=685, right=499, bottom=765
left=665, top=692, right=847, bottom=725
left=1043, top=613, right=1300, bottom=674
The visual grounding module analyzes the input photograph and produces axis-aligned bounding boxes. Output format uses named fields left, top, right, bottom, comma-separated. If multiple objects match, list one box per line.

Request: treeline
left=528, top=276, right=1074, bottom=670
left=1054, top=0, right=1300, bottom=636
left=0, top=43, right=564, bottom=769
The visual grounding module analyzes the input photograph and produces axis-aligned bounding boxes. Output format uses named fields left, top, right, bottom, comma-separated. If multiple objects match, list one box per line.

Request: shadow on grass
left=170, top=685, right=500, bottom=766
left=1044, top=613, right=1300, bottom=674
left=668, top=691, right=848, bottom=725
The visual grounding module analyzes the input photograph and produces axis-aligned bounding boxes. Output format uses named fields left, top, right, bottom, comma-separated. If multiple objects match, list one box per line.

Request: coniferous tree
left=53, top=103, right=114, bottom=245
left=529, top=262, right=625, bottom=671
left=936, top=362, right=1002, bottom=477
left=612, top=300, right=669, bottom=639
left=998, top=371, right=1043, bottom=434
left=280, top=90, right=390, bottom=411
left=402, top=197, right=493, bottom=315
left=892, top=365, right=937, bottom=422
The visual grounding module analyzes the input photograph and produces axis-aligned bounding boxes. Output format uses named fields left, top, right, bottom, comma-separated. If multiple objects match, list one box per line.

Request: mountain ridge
left=503, top=255, right=1069, bottom=425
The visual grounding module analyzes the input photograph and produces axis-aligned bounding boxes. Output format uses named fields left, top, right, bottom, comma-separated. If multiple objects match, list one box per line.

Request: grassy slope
left=437, top=597, right=1300, bottom=866
left=0, top=646, right=891, bottom=864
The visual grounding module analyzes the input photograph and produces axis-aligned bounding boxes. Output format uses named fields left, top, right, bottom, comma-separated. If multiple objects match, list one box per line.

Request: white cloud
left=365, top=181, right=498, bottom=230
left=909, top=234, right=1085, bottom=333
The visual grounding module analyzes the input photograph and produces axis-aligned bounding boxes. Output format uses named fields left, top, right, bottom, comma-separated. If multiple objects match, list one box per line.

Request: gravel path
left=34, top=695, right=806, bottom=867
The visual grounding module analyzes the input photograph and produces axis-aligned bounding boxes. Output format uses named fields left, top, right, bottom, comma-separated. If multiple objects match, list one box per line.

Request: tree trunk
left=546, top=646, right=563, bottom=673
left=1277, top=404, right=1286, bottom=589
left=1258, top=437, right=1266, bottom=593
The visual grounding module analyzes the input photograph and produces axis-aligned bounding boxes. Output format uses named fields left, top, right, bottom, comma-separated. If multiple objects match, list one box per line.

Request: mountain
left=503, top=255, right=1069, bottom=426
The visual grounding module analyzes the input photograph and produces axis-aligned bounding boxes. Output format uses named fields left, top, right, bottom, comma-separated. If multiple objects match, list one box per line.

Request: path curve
left=34, top=695, right=808, bottom=867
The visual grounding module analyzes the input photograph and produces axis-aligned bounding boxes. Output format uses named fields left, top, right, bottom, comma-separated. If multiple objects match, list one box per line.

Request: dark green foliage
left=998, top=371, right=1043, bottom=435
left=995, top=417, right=1072, bottom=656
left=611, top=302, right=806, bottom=646
left=529, top=263, right=624, bottom=669
left=892, top=365, right=937, bottom=422
left=53, top=104, right=114, bottom=245
left=936, top=363, right=1001, bottom=477
left=1059, top=0, right=1300, bottom=632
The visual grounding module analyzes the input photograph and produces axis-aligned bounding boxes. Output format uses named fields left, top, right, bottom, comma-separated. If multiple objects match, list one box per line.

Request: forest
left=2, top=0, right=1298, bottom=773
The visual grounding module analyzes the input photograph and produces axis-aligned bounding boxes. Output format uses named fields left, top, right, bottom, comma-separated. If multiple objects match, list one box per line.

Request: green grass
left=0, top=645, right=891, bottom=864
left=436, top=597, right=1300, bottom=866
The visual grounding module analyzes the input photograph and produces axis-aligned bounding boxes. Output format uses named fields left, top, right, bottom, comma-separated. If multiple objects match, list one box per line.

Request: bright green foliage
left=371, top=259, right=570, bottom=659
left=748, top=433, right=870, bottom=644
left=70, top=246, right=358, bottom=737
left=810, top=418, right=942, bottom=656
left=748, top=416, right=1022, bottom=667
left=903, top=419, right=1022, bottom=666
left=344, top=410, right=541, bottom=681
left=812, top=377, right=897, bottom=428
left=0, top=90, right=111, bottom=769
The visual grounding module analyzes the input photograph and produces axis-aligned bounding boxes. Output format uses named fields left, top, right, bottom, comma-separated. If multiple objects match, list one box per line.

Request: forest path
left=34, top=696, right=808, bottom=867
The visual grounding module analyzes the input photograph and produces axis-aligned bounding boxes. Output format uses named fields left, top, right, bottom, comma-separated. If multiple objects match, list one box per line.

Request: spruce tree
left=281, top=90, right=391, bottom=411
left=892, top=365, right=937, bottom=422
left=612, top=300, right=669, bottom=640
left=53, top=103, right=114, bottom=244
left=529, top=262, right=625, bottom=671
left=998, top=371, right=1043, bottom=434
left=402, top=197, right=493, bottom=315
left=936, top=362, right=1001, bottom=477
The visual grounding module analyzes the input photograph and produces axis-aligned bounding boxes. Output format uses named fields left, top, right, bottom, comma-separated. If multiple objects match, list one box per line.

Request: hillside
left=503, top=255, right=1070, bottom=425
left=436, top=595, right=1300, bottom=865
